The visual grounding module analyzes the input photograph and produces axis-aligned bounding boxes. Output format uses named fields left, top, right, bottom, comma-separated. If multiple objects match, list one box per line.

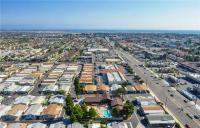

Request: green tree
left=70, top=113, right=77, bottom=123
left=74, top=77, right=82, bottom=94
left=88, top=108, right=97, bottom=118
left=0, top=67, right=4, bottom=72
left=121, top=81, right=131, bottom=87
left=116, top=88, right=127, bottom=97
left=126, top=65, right=133, bottom=74
left=79, top=49, right=84, bottom=56
left=65, top=94, right=74, bottom=115
left=122, top=101, right=134, bottom=118
left=112, top=107, right=120, bottom=117
left=66, top=94, right=74, bottom=106
left=73, top=104, right=84, bottom=121
left=66, top=105, right=74, bottom=116
left=81, top=103, right=88, bottom=118
left=57, top=89, right=65, bottom=95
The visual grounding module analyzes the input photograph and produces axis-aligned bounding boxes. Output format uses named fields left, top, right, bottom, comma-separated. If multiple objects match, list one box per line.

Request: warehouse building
left=146, top=114, right=175, bottom=128
left=185, top=73, right=200, bottom=84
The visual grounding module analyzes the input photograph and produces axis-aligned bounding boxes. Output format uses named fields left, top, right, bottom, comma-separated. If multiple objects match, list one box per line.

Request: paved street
left=116, top=48, right=200, bottom=128
left=127, top=106, right=144, bottom=128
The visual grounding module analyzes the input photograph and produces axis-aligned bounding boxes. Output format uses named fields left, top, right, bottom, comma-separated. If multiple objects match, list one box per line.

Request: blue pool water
left=103, top=110, right=112, bottom=118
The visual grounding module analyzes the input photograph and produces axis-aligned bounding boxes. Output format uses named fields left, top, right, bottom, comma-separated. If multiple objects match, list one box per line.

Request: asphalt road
left=116, top=49, right=200, bottom=128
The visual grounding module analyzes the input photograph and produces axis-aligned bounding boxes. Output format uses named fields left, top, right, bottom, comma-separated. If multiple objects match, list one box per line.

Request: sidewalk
left=136, top=123, right=145, bottom=128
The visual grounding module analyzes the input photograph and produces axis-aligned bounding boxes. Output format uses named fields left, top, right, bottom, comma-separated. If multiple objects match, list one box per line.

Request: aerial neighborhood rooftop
left=0, top=32, right=200, bottom=128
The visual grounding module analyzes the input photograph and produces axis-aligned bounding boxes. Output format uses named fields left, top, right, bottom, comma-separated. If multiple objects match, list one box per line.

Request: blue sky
left=1, top=0, right=200, bottom=30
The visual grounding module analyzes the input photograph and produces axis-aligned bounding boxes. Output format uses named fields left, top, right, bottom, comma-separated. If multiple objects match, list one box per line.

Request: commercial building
left=105, top=58, right=121, bottom=64
left=167, top=75, right=178, bottom=84
left=88, top=48, right=109, bottom=53
left=146, top=114, right=175, bottom=128
left=186, top=73, right=200, bottom=84
left=105, top=65, right=126, bottom=85
left=136, top=96, right=165, bottom=115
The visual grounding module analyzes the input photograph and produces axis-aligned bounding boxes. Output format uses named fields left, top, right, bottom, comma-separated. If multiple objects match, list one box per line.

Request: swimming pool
left=103, top=110, right=112, bottom=118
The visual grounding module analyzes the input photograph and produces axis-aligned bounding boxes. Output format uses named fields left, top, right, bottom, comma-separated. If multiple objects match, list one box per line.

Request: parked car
left=170, top=94, right=174, bottom=97
left=194, top=114, right=200, bottom=119
left=184, top=124, right=191, bottom=128
left=183, top=99, right=188, bottom=103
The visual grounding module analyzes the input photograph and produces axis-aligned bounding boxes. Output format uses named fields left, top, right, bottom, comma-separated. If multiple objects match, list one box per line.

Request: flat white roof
left=146, top=114, right=175, bottom=124
left=24, top=104, right=44, bottom=116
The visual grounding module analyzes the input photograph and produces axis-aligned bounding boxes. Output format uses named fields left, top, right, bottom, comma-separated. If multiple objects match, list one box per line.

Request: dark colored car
left=194, top=114, right=200, bottom=119
left=184, top=124, right=191, bottom=128
left=183, top=99, right=188, bottom=103
left=170, top=94, right=174, bottom=97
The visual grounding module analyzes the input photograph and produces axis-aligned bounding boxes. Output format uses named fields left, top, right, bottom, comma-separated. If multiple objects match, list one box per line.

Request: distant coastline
left=1, top=29, right=200, bottom=34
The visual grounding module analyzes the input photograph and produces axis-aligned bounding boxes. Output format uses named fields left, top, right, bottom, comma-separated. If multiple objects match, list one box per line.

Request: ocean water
left=1, top=29, right=200, bottom=34
left=64, top=29, right=200, bottom=34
